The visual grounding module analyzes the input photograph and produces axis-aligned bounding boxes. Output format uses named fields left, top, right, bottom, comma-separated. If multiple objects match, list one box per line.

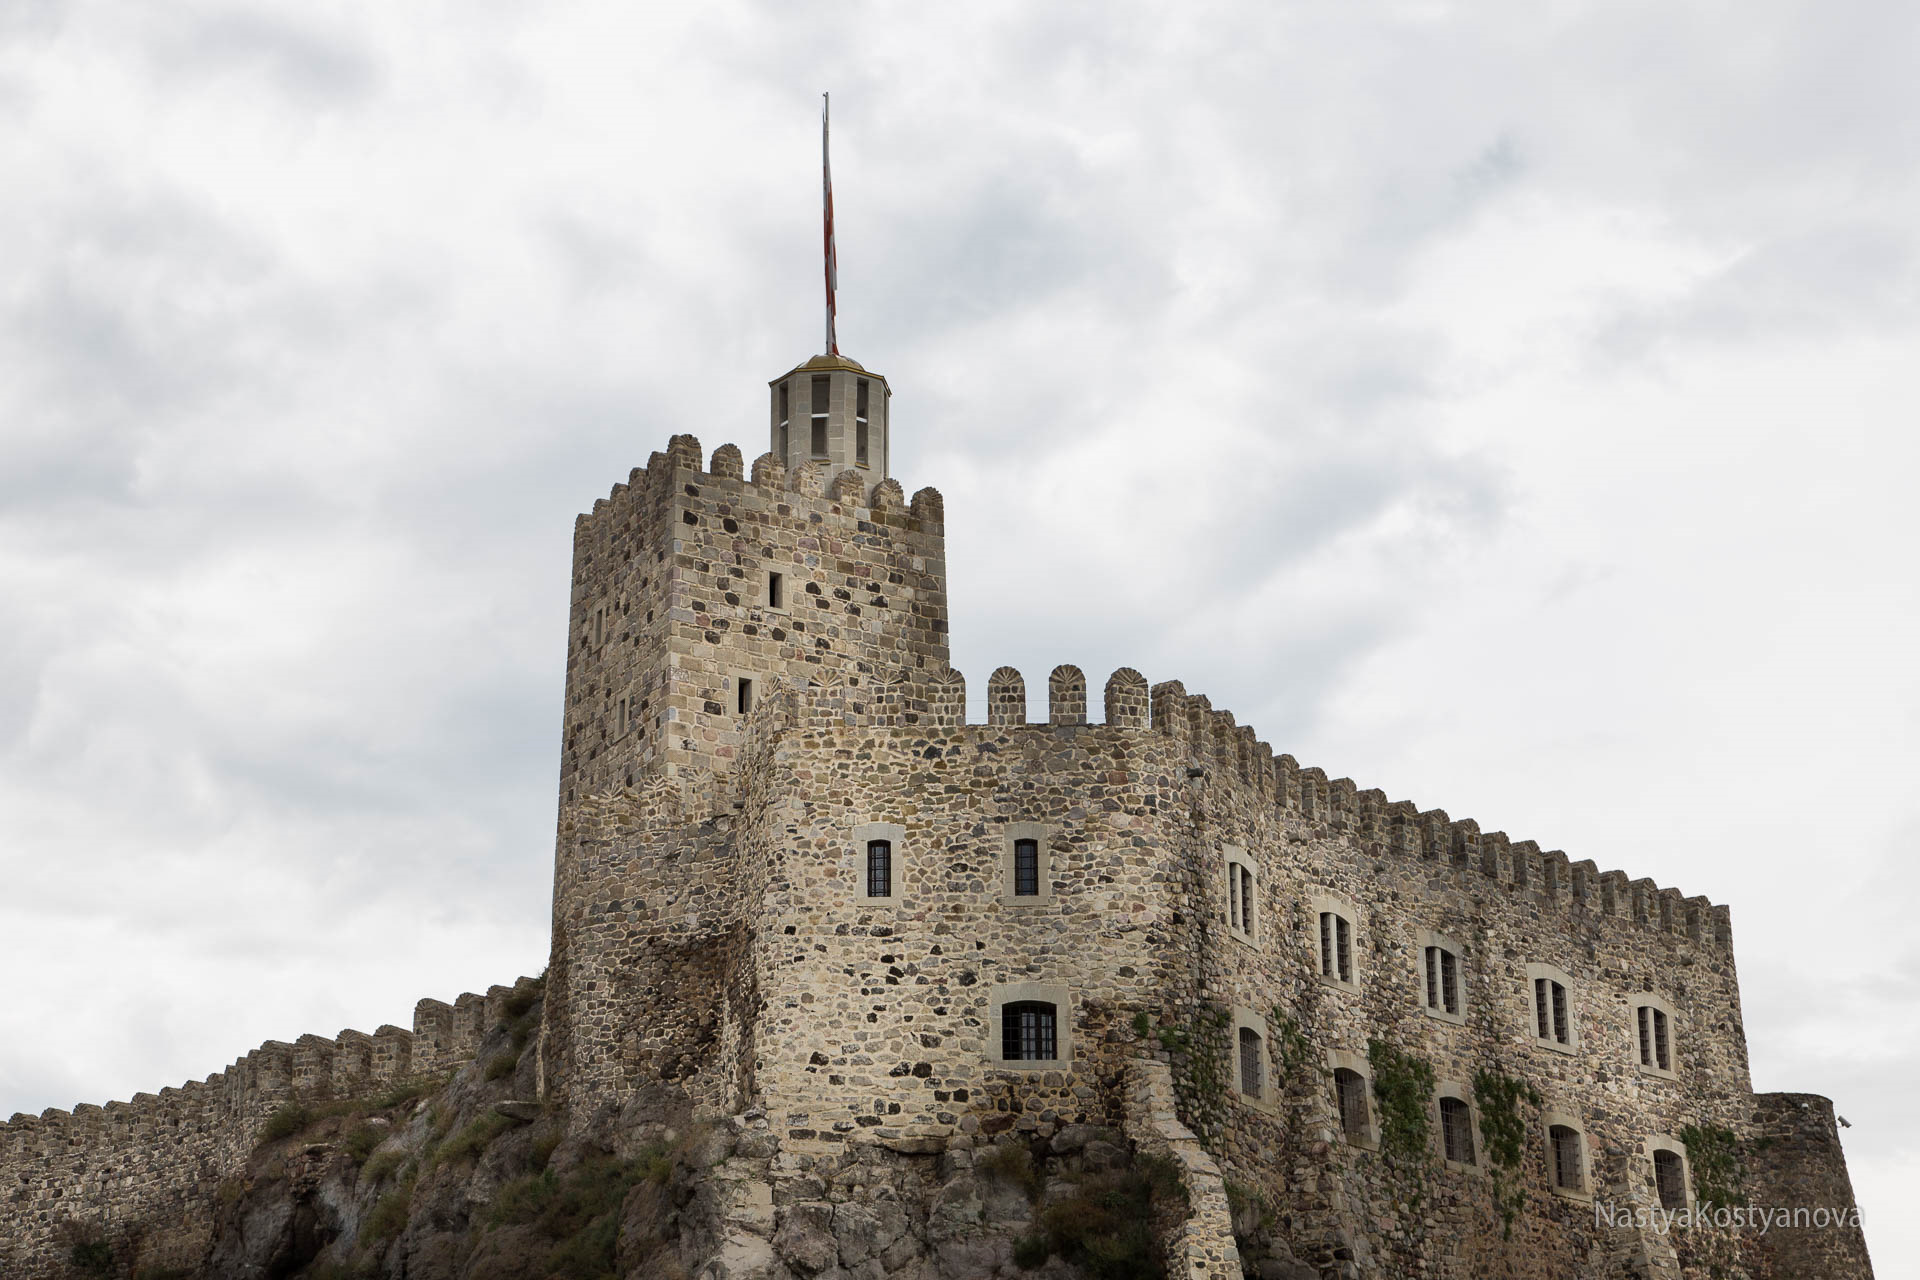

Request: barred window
left=1440, top=1096, right=1474, bottom=1165
left=1334, top=1068, right=1369, bottom=1144
left=865, top=840, right=892, bottom=899
left=1320, top=912, right=1353, bottom=983
left=1238, top=1027, right=1264, bottom=1099
left=1013, top=839, right=1039, bottom=897
left=1638, top=1006, right=1672, bottom=1071
left=1001, top=1001, right=1057, bottom=1062
left=1654, top=1149, right=1686, bottom=1210
left=1425, top=945, right=1460, bottom=1015
left=1226, top=853, right=1258, bottom=942
left=1535, top=978, right=1570, bottom=1045
left=1240, top=866, right=1255, bottom=936
left=1551, top=1125, right=1584, bottom=1192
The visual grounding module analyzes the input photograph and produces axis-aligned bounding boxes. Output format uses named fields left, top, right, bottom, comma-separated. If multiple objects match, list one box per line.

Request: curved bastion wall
left=0, top=977, right=537, bottom=1276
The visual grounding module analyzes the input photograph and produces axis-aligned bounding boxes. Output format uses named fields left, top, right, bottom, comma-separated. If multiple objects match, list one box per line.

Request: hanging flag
left=822, top=92, right=838, bottom=356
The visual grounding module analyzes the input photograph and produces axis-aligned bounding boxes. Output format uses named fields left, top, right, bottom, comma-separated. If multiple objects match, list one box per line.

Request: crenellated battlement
left=730, top=660, right=1732, bottom=953
left=572, top=435, right=945, bottom=536
left=0, top=975, right=538, bottom=1140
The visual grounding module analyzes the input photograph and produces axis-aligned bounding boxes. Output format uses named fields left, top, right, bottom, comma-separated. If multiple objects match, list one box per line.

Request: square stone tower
left=552, top=354, right=945, bottom=803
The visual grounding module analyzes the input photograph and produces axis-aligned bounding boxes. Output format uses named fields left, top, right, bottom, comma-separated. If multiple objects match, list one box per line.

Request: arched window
left=866, top=840, right=892, bottom=899
left=1440, top=1096, right=1474, bottom=1165
left=1551, top=1125, right=1584, bottom=1192
left=1654, top=1148, right=1686, bottom=1210
left=1238, top=1027, right=1264, bottom=1099
left=1001, top=1001, right=1058, bottom=1062
left=1334, top=1068, right=1369, bottom=1144
left=1013, top=839, right=1039, bottom=897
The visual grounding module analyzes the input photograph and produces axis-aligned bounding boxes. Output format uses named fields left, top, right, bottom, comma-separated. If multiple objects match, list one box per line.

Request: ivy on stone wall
left=1267, top=1010, right=1315, bottom=1082
left=1365, top=1038, right=1435, bottom=1169
left=1473, top=1067, right=1541, bottom=1239
left=1678, top=1124, right=1748, bottom=1208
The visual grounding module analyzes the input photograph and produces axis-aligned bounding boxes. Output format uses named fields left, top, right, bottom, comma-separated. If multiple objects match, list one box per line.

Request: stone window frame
left=999, top=821, right=1054, bottom=907
left=1524, top=961, right=1579, bottom=1055
left=986, top=982, right=1074, bottom=1071
left=1224, top=845, right=1260, bottom=946
left=614, top=687, right=638, bottom=739
left=1311, top=892, right=1360, bottom=993
left=1416, top=928, right=1467, bottom=1026
left=1632, top=993, right=1680, bottom=1080
left=765, top=569, right=788, bottom=613
left=1325, top=1047, right=1377, bottom=1149
left=1646, top=1134, right=1692, bottom=1211
left=1542, top=1109, right=1592, bottom=1201
left=1229, top=1005, right=1277, bottom=1113
left=728, top=669, right=759, bottom=718
left=1432, top=1081, right=1484, bottom=1172
left=850, top=822, right=906, bottom=908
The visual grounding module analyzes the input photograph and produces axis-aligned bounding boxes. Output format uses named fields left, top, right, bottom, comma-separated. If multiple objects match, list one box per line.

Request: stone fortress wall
left=0, top=978, right=536, bottom=1276
left=543, top=431, right=1874, bottom=1278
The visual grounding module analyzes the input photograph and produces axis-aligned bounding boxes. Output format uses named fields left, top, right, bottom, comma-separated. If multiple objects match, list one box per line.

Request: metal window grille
left=866, top=840, right=892, bottom=898
left=1013, top=839, right=1039, bottom=897
left=1335, top=1069, right=1368, bottom=1143
left=1336, top=917, right=1352, bottom=982
left=1441, top=949, right=1458, bottom=1014
left=1653, top=1009, right=1670, bottom=1070
left=1440, top=1097, right=1474, bottom=1164
left=1240, top=867, right=1254, bottom=936
left=1551, top=983, right=1569, bottom=1044
left=1654, top=1150, right=1686, bottom=1210
left=1425, top=947, right=1439, bottom=1009
left=1238, top=1028, right=1263, bottom=1098
left=1229, top=866, right=1241, bottom=929
left=1552, top=1126, right=1583, bottom=1191
left=1639, top=1006, right=1652, bottom=1065
left=1001, top=1001, right=1056, bottom=1061
left=1320, top=913, right=1334, bottom=976
left=1536, top=979, right=1551, bottom=1039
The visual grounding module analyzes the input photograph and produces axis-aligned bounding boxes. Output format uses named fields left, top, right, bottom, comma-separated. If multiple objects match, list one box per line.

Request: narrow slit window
left=1238, top=1027, right=1263, bottom=1098
left=1013, top=839, right=1039, bottom=897
left=1001, top=1001, right=1057, bottom=1061
left=810, top=375, right=829, bottom=457
left=1440, top=1097, right=1474, bottom=1164
left=768, top=572, right=784, bottom=609
left=855, top=378, right=870, bottom=465
left=736, top=677, right=753, bottom=715
left=1551, top=1125, right=1584, bottom=1191
left=1334, top=1068, right=1368, bottom=1143
left=865, top=840, right=892, bottom=899
left=1654, top=1149, right=1686, bottom=1210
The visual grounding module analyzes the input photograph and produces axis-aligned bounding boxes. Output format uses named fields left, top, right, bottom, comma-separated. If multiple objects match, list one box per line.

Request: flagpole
left=822, top=92, right=838, bottom=356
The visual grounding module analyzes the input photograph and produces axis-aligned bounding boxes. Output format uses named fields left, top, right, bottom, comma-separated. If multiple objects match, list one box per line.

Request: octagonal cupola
left=768, top=353, right=890, bottom=496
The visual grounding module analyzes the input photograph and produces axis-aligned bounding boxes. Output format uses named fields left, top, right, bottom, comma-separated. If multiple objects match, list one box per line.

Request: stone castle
left=0, top=347, right=1875, bottom=1279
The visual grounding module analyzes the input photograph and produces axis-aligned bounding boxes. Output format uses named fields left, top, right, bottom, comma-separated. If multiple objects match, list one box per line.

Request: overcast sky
left=3, top=0, right=1914, bottom=1269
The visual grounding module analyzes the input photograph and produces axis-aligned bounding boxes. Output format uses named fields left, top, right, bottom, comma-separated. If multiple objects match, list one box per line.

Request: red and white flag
left=822, top=92, right=838, bottom=356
